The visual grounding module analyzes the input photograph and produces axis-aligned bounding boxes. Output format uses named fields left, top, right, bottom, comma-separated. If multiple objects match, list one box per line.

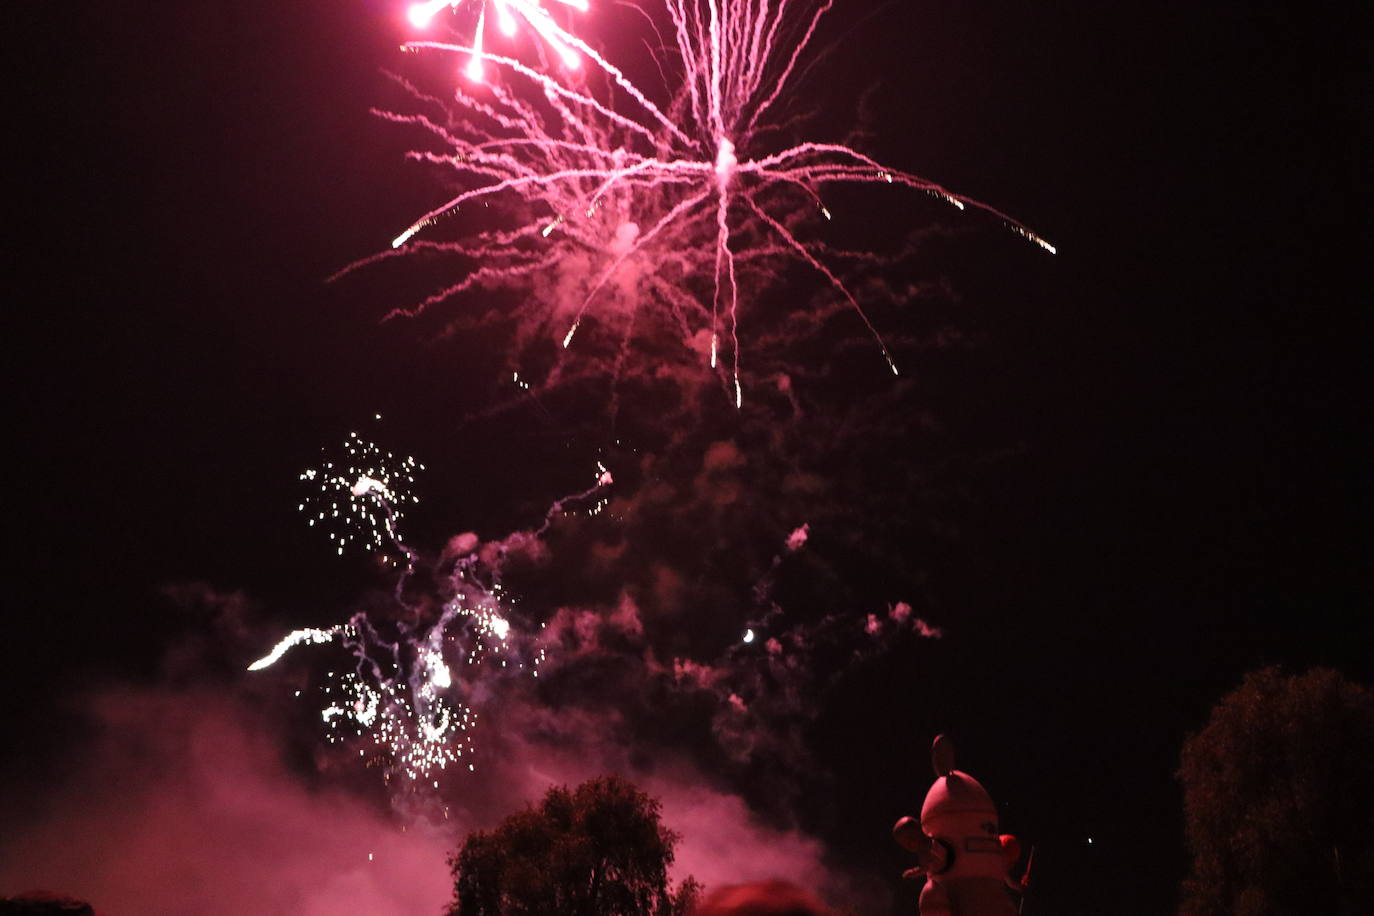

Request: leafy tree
left=446, top=775, right=701, bottom=916
left=1178, top=666, right=1374, bottom=916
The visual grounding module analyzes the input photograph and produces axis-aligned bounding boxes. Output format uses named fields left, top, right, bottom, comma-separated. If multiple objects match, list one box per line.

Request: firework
left=247, top=625, right=349, bottom=671
left=255, top=455, right=611, bottom=784
left=346, top=0, right=1053, bottom=407
left=406, top=0, right=590, bottom=83
left=252, top=580, right=536, bottom=783
left=298, top=432, right=423, bottom=558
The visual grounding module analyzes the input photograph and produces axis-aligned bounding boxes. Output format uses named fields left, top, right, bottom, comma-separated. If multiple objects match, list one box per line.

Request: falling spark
left=344, top=0, right=1053, bottom=406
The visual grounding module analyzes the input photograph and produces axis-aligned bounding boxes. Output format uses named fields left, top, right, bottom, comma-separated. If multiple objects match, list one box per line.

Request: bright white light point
left=490, top=616, right=511, bottom=640
left=248, top=627, right=340, bottom=671
left=714, top=138, right=737, bottom=185
left=407, top=2, right=438, bottom=29
left=820, top=206, right=832, bottom=220
left=427, top=650, right=452, bottom=688
left=743, top=628, right=755, bottom=643
left=465, top=56, right=485, bottom=83
left=368, top=852, right=374, bottom=861
left=351, top=475, right=392, bottom=499
left=563, top=321, right=579, bottom=347
left=1088, top=837, right=1094, bottom=845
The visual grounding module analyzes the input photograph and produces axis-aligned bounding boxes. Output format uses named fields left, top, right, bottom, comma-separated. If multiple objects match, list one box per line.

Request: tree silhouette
left=0, top=894, right=96, bottom=915
left=1178, top=666, right=1374, bottom=916
left=446, top=776, right=701, bottom=916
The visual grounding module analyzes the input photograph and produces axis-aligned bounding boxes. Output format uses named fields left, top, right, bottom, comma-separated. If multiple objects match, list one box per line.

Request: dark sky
left=7, top=1, right=1370, bottom=913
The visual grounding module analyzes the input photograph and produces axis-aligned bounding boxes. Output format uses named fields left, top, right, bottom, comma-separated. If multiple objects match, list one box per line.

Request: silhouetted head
left=0, top=892, right=97, bottom=916
left=693, top=880, right=832, bottom=916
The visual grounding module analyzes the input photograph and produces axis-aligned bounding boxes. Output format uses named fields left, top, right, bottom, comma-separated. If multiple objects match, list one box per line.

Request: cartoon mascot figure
left=892, top=735, right=1025, bottom=916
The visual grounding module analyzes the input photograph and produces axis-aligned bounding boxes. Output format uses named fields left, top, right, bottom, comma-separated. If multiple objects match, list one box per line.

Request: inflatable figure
left=892, top=735, right=1023, bottom=916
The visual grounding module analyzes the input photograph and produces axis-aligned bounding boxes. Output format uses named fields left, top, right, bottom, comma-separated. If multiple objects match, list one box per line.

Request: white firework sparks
left=299, top=432, right=424, bottom=558
left=255, top=452, right=611, bottom=784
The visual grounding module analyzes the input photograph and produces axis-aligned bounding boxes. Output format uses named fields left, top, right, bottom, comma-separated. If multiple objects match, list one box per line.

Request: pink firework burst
left=406, top=0, right=590, bottom=82
left=350, top=1, right=1054, bottom=407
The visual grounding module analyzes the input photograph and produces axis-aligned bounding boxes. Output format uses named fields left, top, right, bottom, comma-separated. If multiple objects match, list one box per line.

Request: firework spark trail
left=359, top=1, right=1053, bottom=406
left=242, top=0, right=1045, bottom=805
left=255, top=450, right=613, bottom=784
left=247, top=626, right=350, bottom=671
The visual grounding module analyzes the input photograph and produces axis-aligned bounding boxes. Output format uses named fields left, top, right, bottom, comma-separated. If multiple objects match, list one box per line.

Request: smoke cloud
left=3, top=362, right=966, bottom=914
left=0, top=517, right=931, bottom=914
left=0, top=687, right=452, bottom=916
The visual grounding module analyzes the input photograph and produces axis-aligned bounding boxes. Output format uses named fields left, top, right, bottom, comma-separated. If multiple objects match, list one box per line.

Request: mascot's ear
left=931, top=734, right=956, bottom=778
left=893, top=816, right=929, bottom=852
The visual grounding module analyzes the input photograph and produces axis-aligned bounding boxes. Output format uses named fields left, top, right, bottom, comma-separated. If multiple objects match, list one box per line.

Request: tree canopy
left=446, top=775, right=700, bottom=916
left=1178, top=666, right=1374, bottom=916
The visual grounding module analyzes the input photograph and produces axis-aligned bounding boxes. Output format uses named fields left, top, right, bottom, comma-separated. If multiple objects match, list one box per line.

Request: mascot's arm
left=893, top=816, right=952, bottom=877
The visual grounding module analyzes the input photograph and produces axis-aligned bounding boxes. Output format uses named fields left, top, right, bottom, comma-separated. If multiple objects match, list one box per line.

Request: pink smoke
left=0, top=582, right=852, bottom=912
left=890, top=600, right=942, bottom=639
left=0, top=688, right=453, bottom=916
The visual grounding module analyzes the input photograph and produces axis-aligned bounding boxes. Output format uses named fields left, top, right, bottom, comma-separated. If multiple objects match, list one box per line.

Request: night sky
left=6, top=1, right=1370, bottom=914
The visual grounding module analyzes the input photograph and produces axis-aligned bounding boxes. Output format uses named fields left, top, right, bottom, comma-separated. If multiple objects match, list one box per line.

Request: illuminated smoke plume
left=342, top=0, right=1054, bottom=407
left=213, top=419, right=960, bottom=910
left=500, top=535, right=947, bottom=828
left=256, top=426, right=943, bottom=814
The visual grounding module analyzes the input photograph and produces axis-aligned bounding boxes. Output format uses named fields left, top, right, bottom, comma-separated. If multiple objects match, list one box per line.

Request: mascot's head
left=920, top=734, right=1000, bottom=840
